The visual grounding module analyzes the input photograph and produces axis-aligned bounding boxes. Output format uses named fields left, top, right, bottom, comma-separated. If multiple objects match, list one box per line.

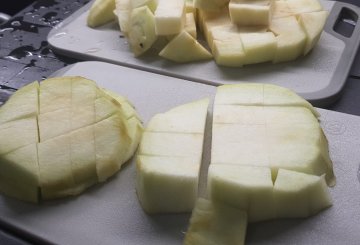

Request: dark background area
left=1, top=0, right=35, bottom=15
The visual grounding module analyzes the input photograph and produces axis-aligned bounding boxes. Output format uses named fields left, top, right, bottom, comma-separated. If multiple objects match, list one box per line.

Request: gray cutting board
left=0, top=61, right=360, bottom=245
left=47, top=0, right=360, bottom=107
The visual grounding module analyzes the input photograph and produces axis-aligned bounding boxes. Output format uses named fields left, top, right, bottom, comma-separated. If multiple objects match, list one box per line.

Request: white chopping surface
left=0, top=61, right=359, bottom=245
left=47, top=1, right=360, bottom=106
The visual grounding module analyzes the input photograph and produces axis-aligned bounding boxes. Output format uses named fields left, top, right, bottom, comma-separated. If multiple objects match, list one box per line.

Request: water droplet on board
left=54, top=32, right=67, bottom=38
left=11, top=21, right=21, bottom=27
left=0, top=28, right=14, bottom=33
left=323, top=121, right=346, bottom=135
left=86, top=48, right=100, bottom=53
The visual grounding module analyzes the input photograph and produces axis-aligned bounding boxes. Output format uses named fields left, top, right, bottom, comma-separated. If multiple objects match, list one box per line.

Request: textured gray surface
left=47, top=1, right=360, bottom=106
left=0, top=61, right=359, bottom=245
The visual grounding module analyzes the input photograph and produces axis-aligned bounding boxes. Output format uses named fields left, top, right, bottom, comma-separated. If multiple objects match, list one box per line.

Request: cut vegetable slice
left=0, top=117, right=39, bottom=155
left=128, top=6, right=157, bottom=56
left=39, top=77, right=72, bottom=114
left=159, top=31, right=212, bottom=63
left=139, top=131, right=204, bottom=158
left=274, top=169, right=332, bottom=218
left=184, top=198, right=247, bottom=245
left=70, top=125, right=97, bottom=194
left=212, top=124, right=268, bottom=167
left=136, top=98, right=208, bottom=213
left=115, top=0, right=131, bottom=33
left=185, top=12, right=197, bottom=38
left=146, top=98, right=209, bottom=133
left=208, top=164, right=275, bottom=222
left=95, top=114, right=131, bottom=182
left=229, top=0, right=273, bottom=26
left=270, top=15, right=306, bottom=63
left=102, top=89, right=141, bottom=120
left=0, top=144, right=39, bottom=203
left=240, top=32, right=277, bottom=65
left=130, top=0, right=157, bottom=12
left=38, top=134, right=75, bottom=200
left=87, top=0, right=116, bottom=28
left=136, top=155, right=200, bottom=213
left=214, top=83, right=319, bottom=117
left=0, top=81, right=39, bottom=124
left=298, top=11, right=328, bottom=55
left=272, top=0, right=293, bottom=19
left=194, top=0, right=229, bottom=11
left=287, top=0, right=323, bottom=14
left=155, top=0, right=185, bottom=35
left=0, top=76, right=142, bottom=202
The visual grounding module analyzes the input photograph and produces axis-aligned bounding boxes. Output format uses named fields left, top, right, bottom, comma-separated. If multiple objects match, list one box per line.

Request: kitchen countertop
left=0, top=0, right=360, bottom=244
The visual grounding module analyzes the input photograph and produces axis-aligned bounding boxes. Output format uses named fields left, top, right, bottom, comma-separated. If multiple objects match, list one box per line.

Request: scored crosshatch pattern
left=211, top=84, right=335, bottom=186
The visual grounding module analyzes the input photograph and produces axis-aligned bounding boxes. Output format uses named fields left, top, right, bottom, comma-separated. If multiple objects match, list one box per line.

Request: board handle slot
left=325, top=2, right=360, bottom=44
left=333, top=7, right=358, bottom=38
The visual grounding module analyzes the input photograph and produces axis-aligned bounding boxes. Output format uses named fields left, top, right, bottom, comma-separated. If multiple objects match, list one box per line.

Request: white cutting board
left=0, top=61, right=360, bottom=245
left=47, top=0, right=360, bottom=106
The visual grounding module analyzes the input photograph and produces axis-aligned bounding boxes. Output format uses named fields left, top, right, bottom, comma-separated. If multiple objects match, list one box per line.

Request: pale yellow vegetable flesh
left=87, top=0, right=116, bottom=28
left=0, top=76, right=142, bottom=202
left=88, top=0, right=328, bottom=65
left=136, top=98, right=209, bottom=213
left=159, top=31, right=212, bottom=63
left=184, top=198, right=247, bottom=245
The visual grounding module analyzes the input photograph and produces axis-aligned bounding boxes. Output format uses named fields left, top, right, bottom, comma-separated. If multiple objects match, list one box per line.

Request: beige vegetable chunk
left=272, top=0, right=294, bottom=19
left=136, top=155, right=201, bottom=213
left=207, top=165, right=332, bottom=222
left=146, top=98, right=209, bottom=133
left=212, top=85, right=335, bottom=186
left=115, top=0, right=131, bottom=33
left=0, top=144, right=39, bottom=203
left=95, top=114, right=131, bottom=182
left=274, top=169, right=332, bottom=218
left=130, top=0, right=158, bottom=12
left=70, top=125, right=97, bottom=194
left=155, top=0, right=185, bottom=35
left=198, top=8, right=230, bottom=45
left=208, top=84, right=335, bottom=223
left=299, top=11, right=328, bottom=55
left=240, top=32, right=277, bottom=65
left=214, top=83, right=319, bottom=117
left=38, top=134, right=75, bottom=200
left=0, top=81, right=39, bottom=124
left=229, top=0, right=273, bottom=26
left=115, top=0, right=158, bottom=34
left=287, top=0, right=323, bottom=14
left=128, top=6, right=157, bottom=56
left=87, top=0, right=116, bottom=27
left=136, top=99, right=209, bottom=213
left=184, top=198, right=247, bottom=245
left=0, top=117, right=39, bottom=155
left=159, top=31, right=212, bottom=63
left=185, top=12, right=197, bottom=38
left=194, top=0, right=230, bottom=11
left=270, top=16, right=306, bottom=63
left=208, top=164, right=275, bottom=222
